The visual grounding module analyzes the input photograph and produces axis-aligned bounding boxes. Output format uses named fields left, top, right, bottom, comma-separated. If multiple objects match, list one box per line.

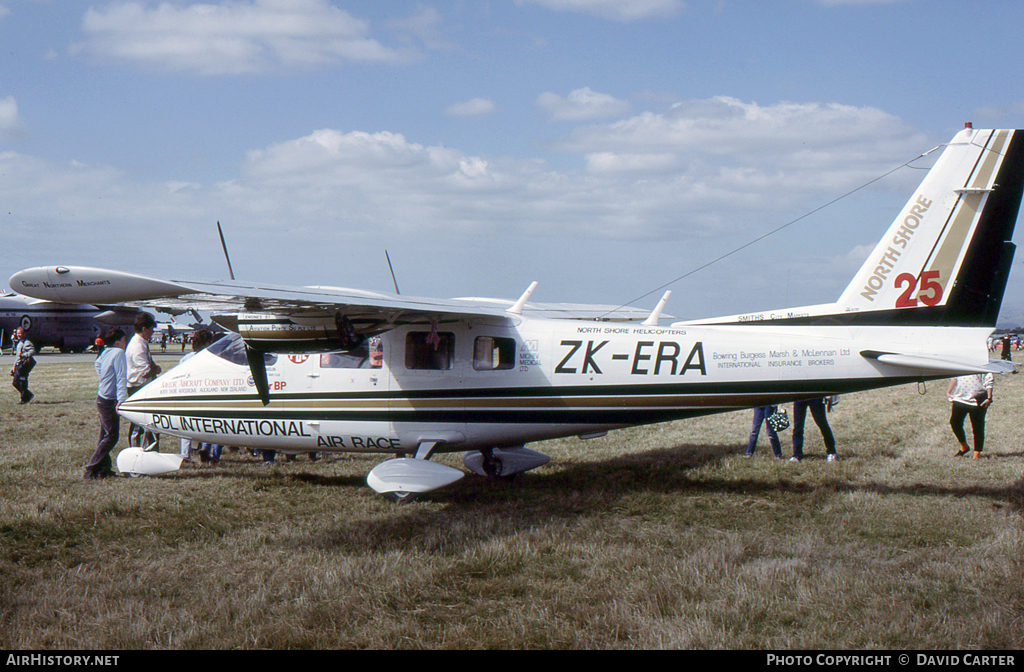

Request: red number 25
left=895, top=271, right=943, bottom=308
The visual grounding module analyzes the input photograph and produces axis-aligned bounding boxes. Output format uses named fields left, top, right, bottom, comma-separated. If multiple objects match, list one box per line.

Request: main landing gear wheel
left=463, top=447, right=551, bottom=480
left=480, top=449, right=506, bottom=479
left=383, top=490, right=420, bottom=504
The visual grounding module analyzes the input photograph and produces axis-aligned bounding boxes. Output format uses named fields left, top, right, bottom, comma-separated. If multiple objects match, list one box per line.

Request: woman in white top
left=946, top=373, right=994, bottom=459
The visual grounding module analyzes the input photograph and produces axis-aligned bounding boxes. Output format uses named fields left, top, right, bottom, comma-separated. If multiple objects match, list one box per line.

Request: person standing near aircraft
left=126, top=313, right=162, bottom=450
left=10, top=326, right=36, bottom=404
left=947, top=374, right=993, bottom=459
left=85, top=328, right=128, bottom=480
left=790, top=397, right=838, bottom=462
left=744, top=405, right=784, bottom=458
left=177, top=329, right=222, bottom=464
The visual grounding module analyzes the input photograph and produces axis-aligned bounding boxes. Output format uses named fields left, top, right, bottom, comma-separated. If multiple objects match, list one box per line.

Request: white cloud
left=846, top=243, right=874, bottom=264
left=236, top=130, right=554, bottom=235
left=585, top=152, right=677, bottom=173
left=516, top=0, right=684, bottom=22
left=72, top=0, right=405, bottom=74
left=0, top=5, right=11, bottom=20
left=0, top=96, right=25, bottom=140
left=555, top=96, right=927, bottom=199
left=1, top=98, right=930, bottom=249
left=387, top=4, right=454, bottom=51
left=179, top=100, right=930, bottom=243
left=445, top=98, right=496, bottom=117
left=536, top=87, right=631, bottom=122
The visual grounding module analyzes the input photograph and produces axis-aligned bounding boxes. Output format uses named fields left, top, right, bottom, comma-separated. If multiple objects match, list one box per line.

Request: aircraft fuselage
left=119, top=317, right=990, bottom=455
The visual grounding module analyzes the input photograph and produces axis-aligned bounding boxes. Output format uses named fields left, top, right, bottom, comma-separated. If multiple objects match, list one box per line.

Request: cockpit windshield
left=205, top=332, right=278, bottom=367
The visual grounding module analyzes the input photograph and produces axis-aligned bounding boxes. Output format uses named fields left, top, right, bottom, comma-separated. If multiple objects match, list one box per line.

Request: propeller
left=217, top=221, right=235, bottom=281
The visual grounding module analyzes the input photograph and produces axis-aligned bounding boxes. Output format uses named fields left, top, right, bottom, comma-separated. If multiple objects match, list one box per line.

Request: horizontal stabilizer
left=860, top=351, right=1014, bottom=375
left=366, top=458, right=464, bottom=500
left=985, top=358, right=1019, bottom=374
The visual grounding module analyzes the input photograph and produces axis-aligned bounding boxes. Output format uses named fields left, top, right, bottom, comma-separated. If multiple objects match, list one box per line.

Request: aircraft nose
left=118, top=391, right=150, bottom=427
left=118, top=379, right=161, bottom=428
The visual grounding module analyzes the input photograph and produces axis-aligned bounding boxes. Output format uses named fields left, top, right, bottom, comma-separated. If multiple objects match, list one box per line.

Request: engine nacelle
left=93, top=308, right=141, bottom=326
left=220, top=313, right=364, bottom=353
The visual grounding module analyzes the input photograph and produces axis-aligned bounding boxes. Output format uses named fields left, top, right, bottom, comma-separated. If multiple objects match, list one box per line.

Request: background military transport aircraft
left=0, top=292, right=138, bottom=353
left=10, top=126, right=1024, bottom=500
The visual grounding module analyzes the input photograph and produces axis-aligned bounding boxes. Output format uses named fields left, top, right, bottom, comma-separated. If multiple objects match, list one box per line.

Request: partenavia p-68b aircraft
left=10, top=126, right=1024, bottom=500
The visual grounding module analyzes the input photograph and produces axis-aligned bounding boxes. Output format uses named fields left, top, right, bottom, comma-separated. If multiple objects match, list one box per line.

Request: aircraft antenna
left=600, top=143, right=946, bottom=318
left=641, top=291, right=672, bottom=326
left=217, top=221, right=236, bottom=281
left=385, top=250, right=401, bottom=295
left=508, top=281, right=539, bottom=315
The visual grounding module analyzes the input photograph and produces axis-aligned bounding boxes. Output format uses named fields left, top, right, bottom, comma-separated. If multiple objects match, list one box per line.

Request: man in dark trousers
left=85, top=329, right=128, bottom=480
left=790, top=397, right=838, bottom=462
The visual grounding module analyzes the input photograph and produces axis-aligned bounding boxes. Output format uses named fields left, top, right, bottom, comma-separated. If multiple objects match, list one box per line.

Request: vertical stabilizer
left=836, top=127, right=1024, bottom=326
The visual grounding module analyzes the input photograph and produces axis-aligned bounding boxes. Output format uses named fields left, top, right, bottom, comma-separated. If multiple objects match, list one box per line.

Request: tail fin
left=836, top=126, right=1024, bottom=326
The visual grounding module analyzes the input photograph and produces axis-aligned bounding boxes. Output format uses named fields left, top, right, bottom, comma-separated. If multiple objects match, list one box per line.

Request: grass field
left=1, top=354, right=1023, bottom=649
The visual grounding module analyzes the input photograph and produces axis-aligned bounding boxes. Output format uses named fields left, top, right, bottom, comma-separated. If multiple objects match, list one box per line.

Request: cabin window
left=320, top=337, right=383, bottom=369
left=473, top=336, right=516, bottom=371
left=206, top=332, right=278, bottom=367
left=405, top=332, right=455, bottom=370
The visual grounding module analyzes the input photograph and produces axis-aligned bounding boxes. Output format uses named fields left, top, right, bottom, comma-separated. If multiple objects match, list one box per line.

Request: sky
left=3, top=0, right=1024, bottom=323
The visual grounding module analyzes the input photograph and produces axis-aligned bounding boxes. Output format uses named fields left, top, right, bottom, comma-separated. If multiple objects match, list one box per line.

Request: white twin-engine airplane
left=10, top=126, right=1024, bottom=500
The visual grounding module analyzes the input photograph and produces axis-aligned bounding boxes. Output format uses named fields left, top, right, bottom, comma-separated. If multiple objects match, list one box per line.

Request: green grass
left=1, top=355, right=1023, bottom=649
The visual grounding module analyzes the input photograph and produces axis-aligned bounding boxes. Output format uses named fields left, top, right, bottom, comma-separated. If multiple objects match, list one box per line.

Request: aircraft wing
left=11, top=265, right=660, bottom=406
left=8, top=266, right=654, bottom=331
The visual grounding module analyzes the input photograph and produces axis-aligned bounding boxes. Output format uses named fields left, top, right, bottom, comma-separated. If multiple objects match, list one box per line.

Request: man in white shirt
left=126, top=313, right=162, bottom=450
left=85, top=328, right=128, bottom=480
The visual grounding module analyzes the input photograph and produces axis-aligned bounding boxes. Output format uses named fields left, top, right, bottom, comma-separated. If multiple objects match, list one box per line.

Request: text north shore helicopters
left=10, top=125, right=1024, bottom=500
